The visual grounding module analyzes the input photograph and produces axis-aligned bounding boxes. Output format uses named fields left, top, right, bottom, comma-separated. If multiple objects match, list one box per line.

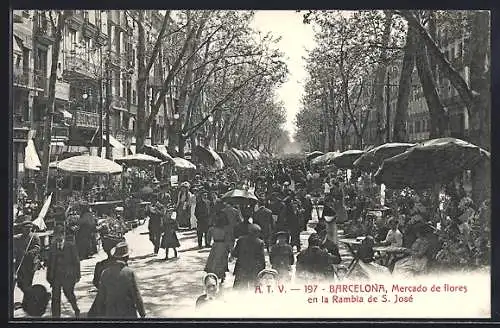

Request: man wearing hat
left=92, top=242, right=146, bottom=318
left=231, top=224, right=266, bottom=290
left=46, top=225, right=81, bottom=317
left=146, top=198, right=164, bottom=255
left=296, top=233, right=335, bottom=281
left=14, top=218, right=41, bottom=294
left=76, top=201, right=97, bottom=260
left=195, top=189, right=212, bottom=249
left=253, top=199, right=274, bottom=253
left=269, top=231, right=294, bottom=282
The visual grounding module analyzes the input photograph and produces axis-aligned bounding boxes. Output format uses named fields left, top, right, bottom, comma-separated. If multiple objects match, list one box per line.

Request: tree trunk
left=371, top=11, right=393, bottom=145
left=40, top=11, right=67, bottom=200
left=415, top=42, right=447, bottom=138
left=136, top=10, right=147, bottom=152
left=467, top=11, right=490, bottom=203
left=393, top=26, right=416, bottom=142
left=400, top=11, right=475, bottom=113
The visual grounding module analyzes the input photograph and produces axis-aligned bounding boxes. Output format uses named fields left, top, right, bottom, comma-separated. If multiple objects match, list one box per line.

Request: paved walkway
left=13, top=222, right=354, bottom=318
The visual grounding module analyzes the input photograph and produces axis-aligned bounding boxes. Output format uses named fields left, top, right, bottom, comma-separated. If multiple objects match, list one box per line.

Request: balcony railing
left=34, top=13, right=55, bottom=45
left=72, top=110, right=101, bottom=129
left=13, top=67, right=47, bottom=91
left=65, top=55, right=99, bottom=78
left=51, top=125, right=70, bottom=141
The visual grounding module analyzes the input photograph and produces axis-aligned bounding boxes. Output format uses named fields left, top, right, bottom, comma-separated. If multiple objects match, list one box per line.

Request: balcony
left=13, top=114, right=30, bottom=143
left=51, top=124, right=70, bottom=142
left=34, top=14, right=55, bottom=46
left=13, top=68, right=47, bottom=92
left=67, top=10, right=84, bottom=29
left=82, top=19, right=98, bottom=38
left=109, top=51, right=122, bottom=67
left=112, top=95, right=128, bottom=111
left=72, top=110, right=101, bottom=129
left=65, top=55, right=99, bottom=79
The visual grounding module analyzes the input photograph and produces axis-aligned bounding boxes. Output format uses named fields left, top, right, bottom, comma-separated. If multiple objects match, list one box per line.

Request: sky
left=251, top=11, right=315, bottom=141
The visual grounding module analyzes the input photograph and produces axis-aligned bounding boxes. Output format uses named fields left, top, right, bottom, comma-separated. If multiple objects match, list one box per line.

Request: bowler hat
left=110, top=241, right=129, bottom=259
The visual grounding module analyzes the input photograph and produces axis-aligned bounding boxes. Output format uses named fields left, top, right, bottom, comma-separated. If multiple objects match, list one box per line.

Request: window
left=69, top=28, right=77, bottom=52
left=415, top=120, right=421, bottom=133
left=133, top=90, right=137, bottom=104
left=457, top=41, right=463, bottom=59
left=114, top=71, right=120, bottom=95
left=84, top=37, right=91, bottom=61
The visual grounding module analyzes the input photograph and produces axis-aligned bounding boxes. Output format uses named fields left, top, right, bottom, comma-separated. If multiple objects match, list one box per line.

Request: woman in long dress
left=176, top=182, right=192, bottom=229
left=161, top=209, right=181, bottom=260
left=204, top=212, right=230, bottom=283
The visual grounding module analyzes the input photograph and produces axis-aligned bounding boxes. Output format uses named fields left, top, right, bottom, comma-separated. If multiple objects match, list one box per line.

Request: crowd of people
left=13, top=155, right=490, bottom=318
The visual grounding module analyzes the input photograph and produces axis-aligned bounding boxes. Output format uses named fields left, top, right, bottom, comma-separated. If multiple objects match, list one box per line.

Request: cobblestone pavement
left=13, top=221, right=353, bottom=318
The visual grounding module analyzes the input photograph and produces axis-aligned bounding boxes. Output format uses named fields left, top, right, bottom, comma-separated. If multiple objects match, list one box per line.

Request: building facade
left=342, top=16, right=476, bottom=150
left=12, top=10, right=180, bottom=199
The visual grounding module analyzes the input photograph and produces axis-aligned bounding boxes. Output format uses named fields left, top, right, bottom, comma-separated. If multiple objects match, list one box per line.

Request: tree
left=39, top=10, right=70, bottom=199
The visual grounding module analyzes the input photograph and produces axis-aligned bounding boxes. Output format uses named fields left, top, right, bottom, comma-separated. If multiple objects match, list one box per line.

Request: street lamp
left=173, top=113, right=180, bottom=120
left=82, top=93, right=88, bottom=111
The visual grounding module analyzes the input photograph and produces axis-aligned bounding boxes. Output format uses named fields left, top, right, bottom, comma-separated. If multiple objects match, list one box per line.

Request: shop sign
left=55, top=81, right=70, bottom=101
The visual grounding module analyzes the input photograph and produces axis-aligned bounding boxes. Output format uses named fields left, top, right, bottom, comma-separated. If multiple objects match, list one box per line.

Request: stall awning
left=156, top=145, right=172, bottom=157
left=104, top=135, right=125, bottom=149
left=24, top=139, right=41, bottom=171
left=58, top=109, right=73, bottom=119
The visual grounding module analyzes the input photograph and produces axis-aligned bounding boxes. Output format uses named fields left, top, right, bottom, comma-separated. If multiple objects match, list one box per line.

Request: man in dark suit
left=46, top=225, right=80, bottom=318
left=296, top=233, right=336, bottom=281
left=231, top=224, right=266, bottom=290
left=92, top=242, right=146, bottom=318
left=253, top=200, right=274, bottom=252
left=195, top=190, right=211, bottom=248
left=222, top=202, right=242, bottom=252
left=269, top=231, right=294, bottom=281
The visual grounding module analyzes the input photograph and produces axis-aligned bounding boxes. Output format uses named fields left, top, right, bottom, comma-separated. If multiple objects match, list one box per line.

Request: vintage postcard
left=11, top=9, right=490, bottom=319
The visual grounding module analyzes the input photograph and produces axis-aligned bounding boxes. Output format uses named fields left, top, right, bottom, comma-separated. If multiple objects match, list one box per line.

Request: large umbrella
left=374, top=137, right=490, bottom=189
left=353, top=142, right=416, bottom=172
left=221, top=189, right=258, bottom=204
left=115, top=153, right=162, bottom=166
left=140, top=144, right=173, bottom=162
left=172, top=157, right=197, bottom=170
left=311, top=151, right=338, bottom=166
left=229, top=148, right=245, bottom=163
left=331, top=149, right=365, bottom=169
left=56, top=155, right=122, bottom=175
left=193, top=145, right=225, bottom=170
left=306, top=151, right=324, bottom=161
left=221, top=151, right=240, bottom=167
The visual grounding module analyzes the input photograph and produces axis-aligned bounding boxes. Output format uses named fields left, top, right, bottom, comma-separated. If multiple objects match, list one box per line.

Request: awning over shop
left=141, top=144, right=173, bottom=162
left=104, top=135, right=125, bottom=149
left=24, top=139, right=41, bottom=171
left=193, top=145, right=224, bottom=170
left=157, top=145, right=174, bottom=161
left=58, top=109, right=73, bottom=119
left=13, top=36, right=23, bottom=54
